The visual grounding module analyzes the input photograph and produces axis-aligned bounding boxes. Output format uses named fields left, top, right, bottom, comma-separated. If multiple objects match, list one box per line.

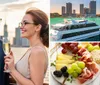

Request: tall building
left=73, top=10, right=76, bottom=14
left=84, top=7, right=90, bottom=17
left=62, top=6, right=66, bottom=16
left=21, top=38, right=29, bottom=47
left=66, top=2, right=72, bottom=16
left=89, top=0, right=96, bottom=16
left=4, top=23, right=8, bottom=38
left=72, top=9, right=76, bottom=17
left=80, top=4, right=84, bottom=16
left=15, top=27, right=21, bottom=46
left=13, top=37, right=16, bottom=46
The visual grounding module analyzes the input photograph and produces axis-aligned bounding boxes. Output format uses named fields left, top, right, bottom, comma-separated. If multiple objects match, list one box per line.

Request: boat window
left=69, top=23, right=97, bottom=29
left=62, top=29, right=99, bottom=39
left=52, top=23, right=97, bottom=31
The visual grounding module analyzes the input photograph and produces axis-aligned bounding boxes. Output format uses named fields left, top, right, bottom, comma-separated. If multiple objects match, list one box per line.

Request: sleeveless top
left=15, top=46, right=48, bottom=85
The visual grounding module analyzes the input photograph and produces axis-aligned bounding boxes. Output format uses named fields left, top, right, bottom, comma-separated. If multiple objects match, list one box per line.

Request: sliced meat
left=86, top=62, right=99, bottom=74
left=78, top=68, right=94, bottom=84
left=77, top=48, right=86, bottom=56
left=78, top=48, right=92, bottom=63
left=77, top=77, right=88, bottom=84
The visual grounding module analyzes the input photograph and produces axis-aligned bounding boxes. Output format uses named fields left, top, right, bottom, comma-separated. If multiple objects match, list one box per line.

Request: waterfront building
left=15, top=27, right=21, bottom=46
left=66, top=2, right=72, bottom=16
left=21, top=38, right=29, bottom=47
left=89, top=0, right=96, bottom=17
left=80, top=4, right=84, bottom=16
left=84, top=7, right=90, bottom=17
left=62, top=6, right=66, bottom=16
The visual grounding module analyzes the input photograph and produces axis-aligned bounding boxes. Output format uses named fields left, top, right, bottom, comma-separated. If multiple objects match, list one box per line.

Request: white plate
left=50, top=44, right=100, bottom=85
left=51, top=65, right=100, bottom=85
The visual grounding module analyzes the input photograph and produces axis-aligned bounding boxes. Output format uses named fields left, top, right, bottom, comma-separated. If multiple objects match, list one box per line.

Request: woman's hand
left=4, top=51, right=15, bottom=72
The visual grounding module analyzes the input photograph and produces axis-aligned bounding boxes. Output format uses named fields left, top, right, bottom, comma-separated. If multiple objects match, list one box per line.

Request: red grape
left=69, top=43, right=76, bottom=50
left=63, top=43, right=79, bottom=54
left=73, top=42, right=78, bottom=46
left=90, top=42, right=99, bottom=46
left=72, top=47, right=78, bottom=54
left=62, top=48, right=67, bottom=54
left=65, top=43, right=71, bottom=46
left=61, top=43, right=67, bottom=49
left=99, top=42, right=100, bottom=46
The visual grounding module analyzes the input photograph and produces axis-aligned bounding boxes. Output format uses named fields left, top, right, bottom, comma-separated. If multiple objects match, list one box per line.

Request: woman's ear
left=35, top=24, right=42, bottom=32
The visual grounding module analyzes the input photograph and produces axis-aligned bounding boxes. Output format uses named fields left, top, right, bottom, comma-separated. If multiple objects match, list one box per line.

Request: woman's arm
left=5, top=48, right=46, bottom=85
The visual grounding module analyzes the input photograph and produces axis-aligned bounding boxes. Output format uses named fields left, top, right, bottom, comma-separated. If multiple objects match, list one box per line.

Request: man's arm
left=0, top=40, right=6, bottom=85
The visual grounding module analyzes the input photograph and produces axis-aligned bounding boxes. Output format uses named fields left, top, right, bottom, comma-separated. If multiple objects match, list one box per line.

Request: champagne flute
left=3, top=37, right=11, bottom=73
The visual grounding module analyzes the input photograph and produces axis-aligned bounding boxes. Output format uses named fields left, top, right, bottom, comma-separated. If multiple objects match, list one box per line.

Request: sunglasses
left=19, top=21, right=35, bottom=27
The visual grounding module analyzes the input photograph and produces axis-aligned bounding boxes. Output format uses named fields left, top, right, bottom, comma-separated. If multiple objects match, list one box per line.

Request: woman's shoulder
left=29, top=46, right=46, bottom=58
left=31, top=45, right=46, bottom=53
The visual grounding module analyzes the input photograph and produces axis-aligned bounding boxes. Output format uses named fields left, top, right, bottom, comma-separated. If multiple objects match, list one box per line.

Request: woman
left=4, top=7, right=49, bottom=85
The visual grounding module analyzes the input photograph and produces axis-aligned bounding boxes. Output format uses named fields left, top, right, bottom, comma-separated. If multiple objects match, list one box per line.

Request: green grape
left=71, top=63, right=78, bottom=70
left=75, top=67, right=82, bottom=74
left=87, top=44, right=94, bottom=51
left=93, top=45, right=100, bottom=50
left=67, top=67, right=74, bottom=74
left=72, top=71, right=78, bottom=78
left=77, top=61, right=85, bottom=69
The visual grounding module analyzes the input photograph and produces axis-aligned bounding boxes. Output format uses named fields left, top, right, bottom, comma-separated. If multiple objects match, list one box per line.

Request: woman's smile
left=21, top=28, right=27, bottom=34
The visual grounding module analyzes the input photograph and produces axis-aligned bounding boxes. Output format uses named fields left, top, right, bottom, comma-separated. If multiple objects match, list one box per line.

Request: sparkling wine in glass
left=3, top=37, right=11, bottom=73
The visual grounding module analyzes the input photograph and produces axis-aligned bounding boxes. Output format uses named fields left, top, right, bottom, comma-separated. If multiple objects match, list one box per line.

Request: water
left=50, top=17, right=100, bottom=25
left=50, top=17, right=100, bottom=41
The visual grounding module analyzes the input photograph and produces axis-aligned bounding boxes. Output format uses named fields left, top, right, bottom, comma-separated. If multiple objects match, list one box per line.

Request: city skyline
left=0, top=0, right=49, bottom=44
left=51, top=0, right=100, bottom=14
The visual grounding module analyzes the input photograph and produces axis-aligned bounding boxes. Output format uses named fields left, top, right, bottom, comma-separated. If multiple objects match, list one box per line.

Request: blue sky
left=51, top=0, right=100, bottom=14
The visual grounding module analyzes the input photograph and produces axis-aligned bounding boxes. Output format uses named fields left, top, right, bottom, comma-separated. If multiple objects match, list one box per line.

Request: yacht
left=50, top=19, right=100, bottom=41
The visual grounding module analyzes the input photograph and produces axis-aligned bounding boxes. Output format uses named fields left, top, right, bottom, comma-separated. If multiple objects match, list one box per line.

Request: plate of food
left=50, top=42, right=100, bottom=85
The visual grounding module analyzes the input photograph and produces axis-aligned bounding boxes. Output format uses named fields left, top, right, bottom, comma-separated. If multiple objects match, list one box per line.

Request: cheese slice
left=91, top=50, right=100, bottom=64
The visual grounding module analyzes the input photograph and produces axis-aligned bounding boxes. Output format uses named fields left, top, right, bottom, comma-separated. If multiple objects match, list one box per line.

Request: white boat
left=50, top=19, right=100, bottom=41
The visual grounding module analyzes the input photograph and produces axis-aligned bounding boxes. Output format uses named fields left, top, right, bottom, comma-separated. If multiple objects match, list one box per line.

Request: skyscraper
left=66, top=2, right=72, bottom=16
left=15, top=27, right=21, bottom=46
left=84, top=7, right=90, bottom=17
left=89, top=0, right=96, bottom=16
left=73, top=10, right=76, bottom=14
left=72, top=9, right=76, bottom=17
left=80, top=4, right=84, bottom=16
left=4, top=23, right=8, bottom=38
left=62, top=6, right=66, bottom=16
left=21, top=38, right=29, bottom=47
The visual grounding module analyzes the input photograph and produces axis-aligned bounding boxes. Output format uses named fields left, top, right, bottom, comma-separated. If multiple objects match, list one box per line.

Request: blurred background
left=0, top=0, right=49, bottom=46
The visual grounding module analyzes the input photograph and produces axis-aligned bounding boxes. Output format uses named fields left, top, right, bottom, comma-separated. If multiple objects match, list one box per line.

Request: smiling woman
left=4, top=7, right=49, bottom=85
